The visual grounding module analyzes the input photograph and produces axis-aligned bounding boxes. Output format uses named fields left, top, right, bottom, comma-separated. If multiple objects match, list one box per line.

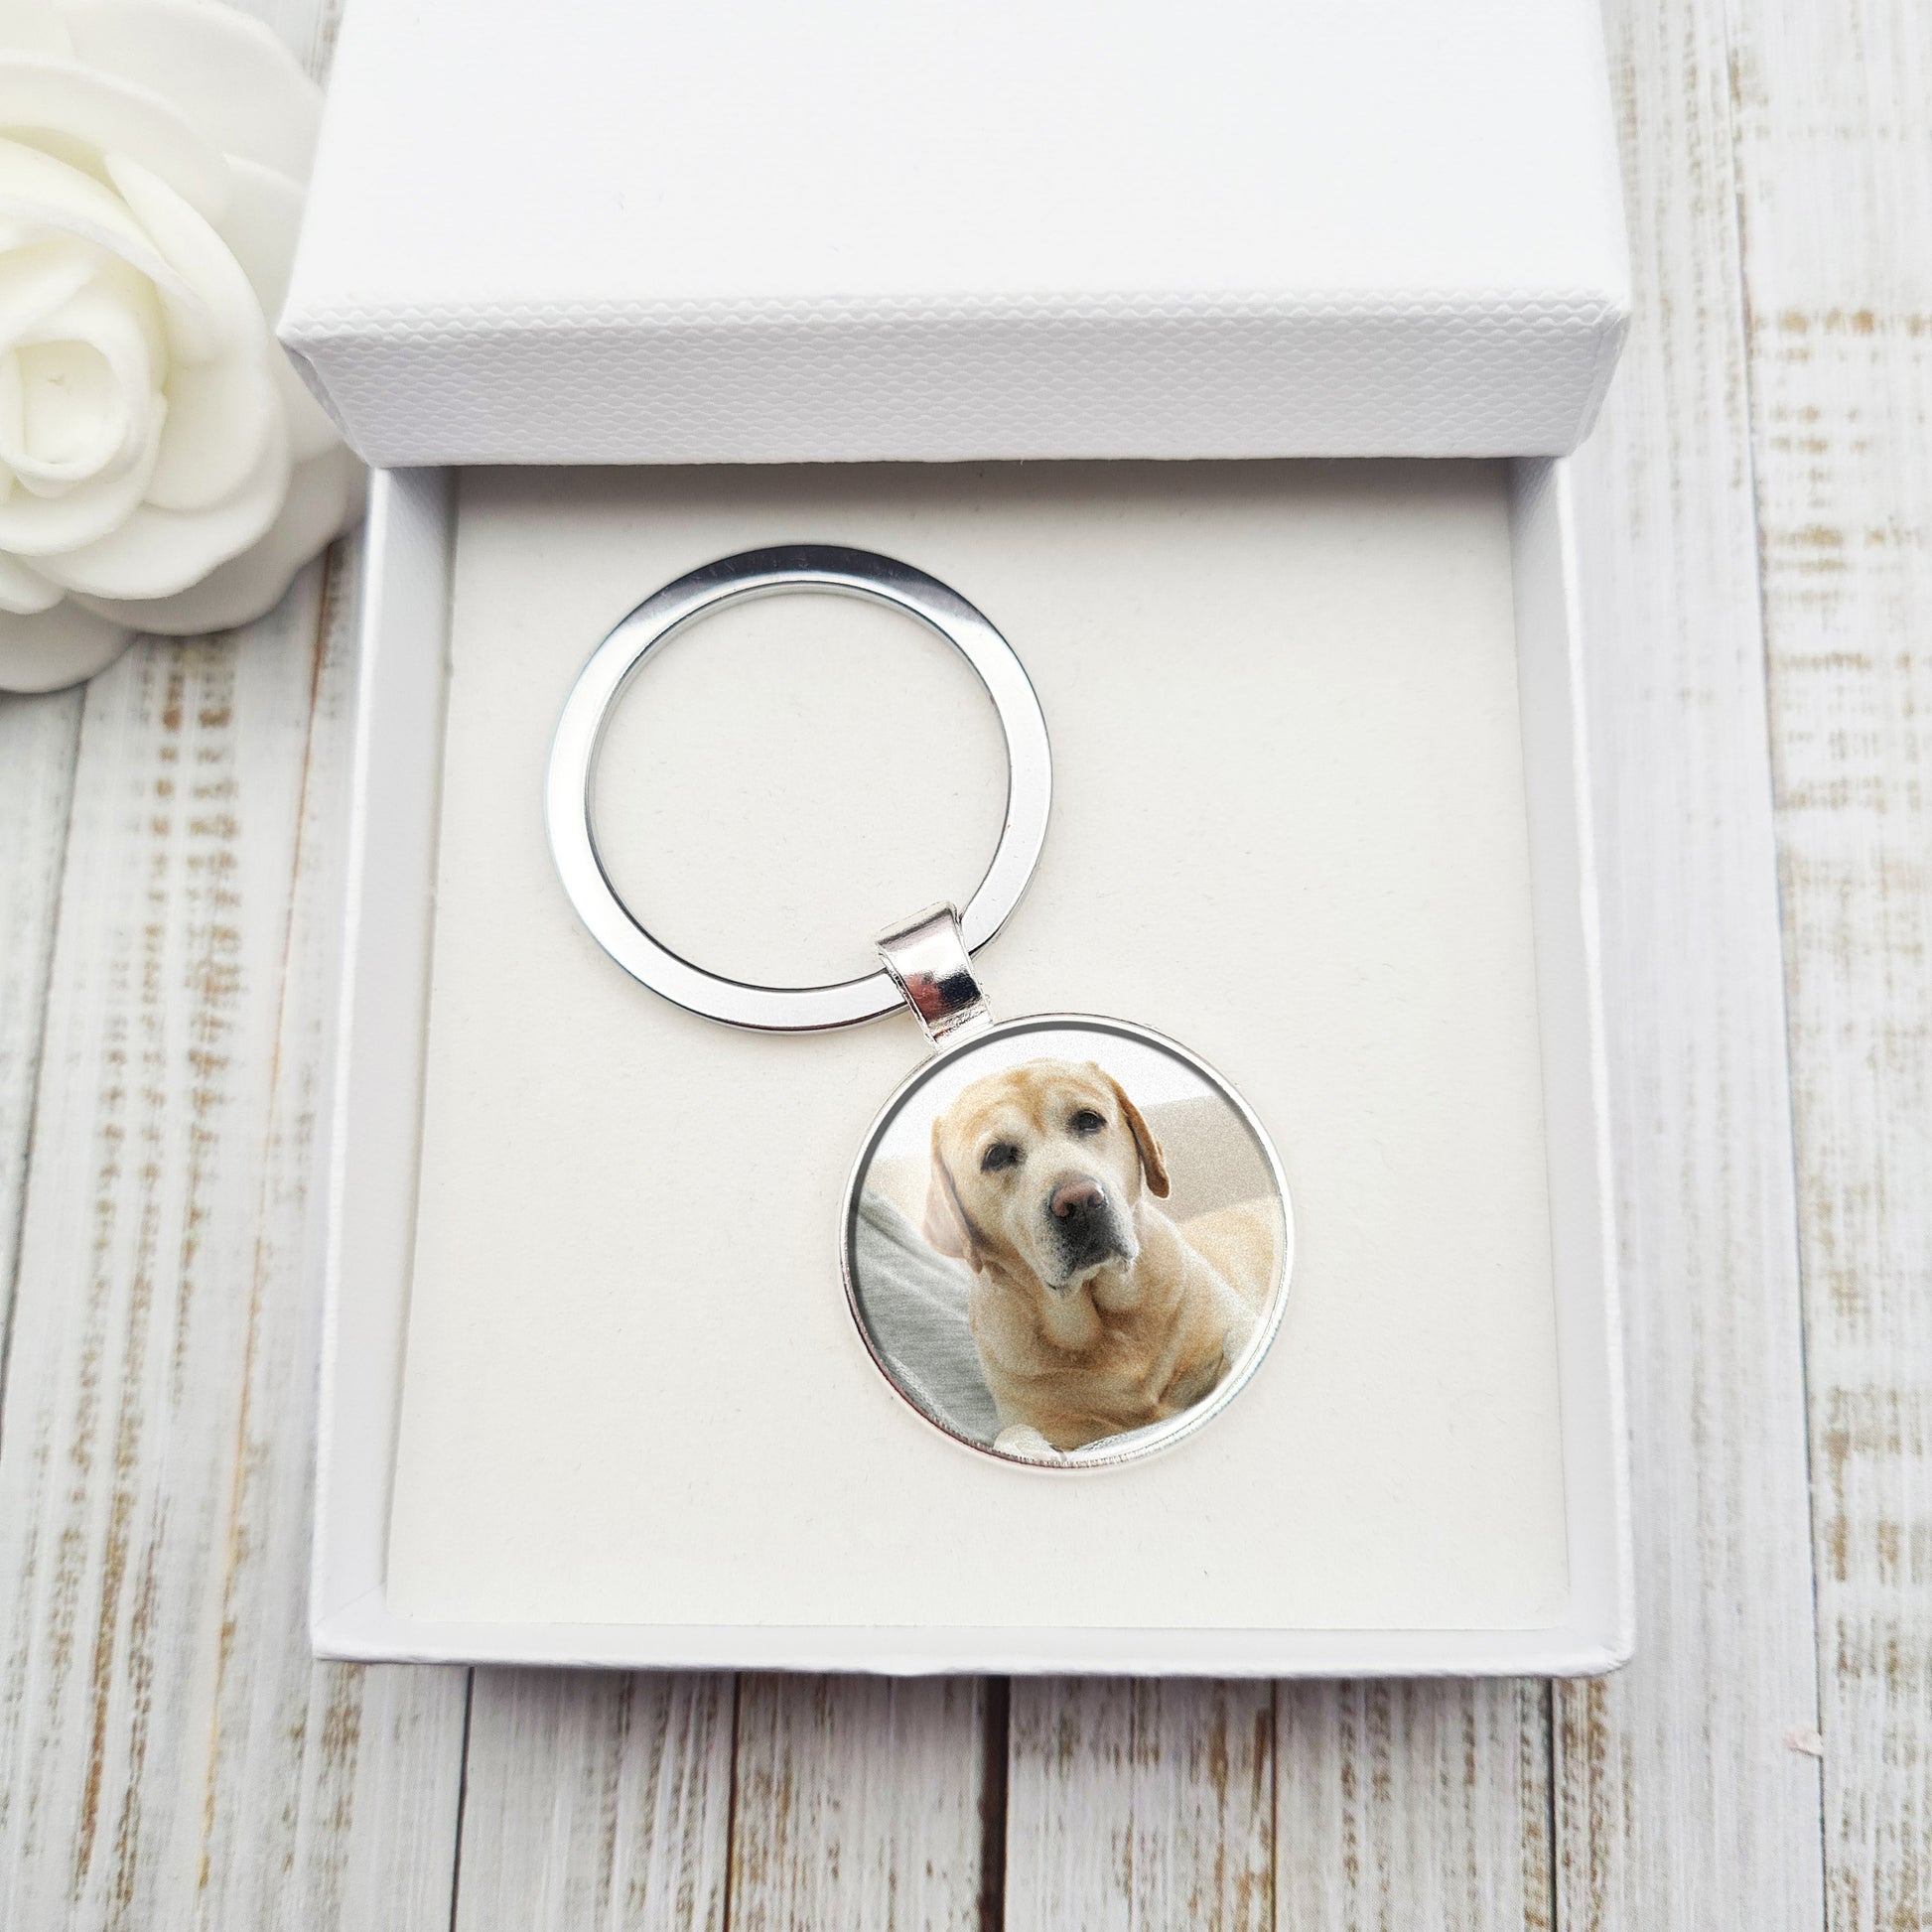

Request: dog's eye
left=980, top=1141, right=1021, bottom=1173
left=1070, top=1109, right=1106, bottom=1136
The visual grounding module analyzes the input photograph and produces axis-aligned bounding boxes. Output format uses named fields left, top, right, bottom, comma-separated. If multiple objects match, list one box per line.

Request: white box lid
left=280, top=0, right=1630, bottom=467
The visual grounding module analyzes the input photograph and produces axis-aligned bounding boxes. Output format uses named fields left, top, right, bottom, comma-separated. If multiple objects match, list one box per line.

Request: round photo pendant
left=843, top=1015, right=1293, bottom=1467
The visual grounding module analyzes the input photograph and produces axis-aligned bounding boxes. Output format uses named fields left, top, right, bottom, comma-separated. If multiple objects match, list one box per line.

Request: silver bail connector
left=876, top=903, right=992, bottom=1048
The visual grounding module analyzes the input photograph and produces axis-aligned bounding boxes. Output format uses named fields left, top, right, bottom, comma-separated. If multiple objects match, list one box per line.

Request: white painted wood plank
left=196, top=550, right=471, bottom=1928
left=1005, top=1678, right=1271, bottom=1932
left=1275, top=1681, right=1552, bottom=1932
left=0, top=688, right=82, bottom=1343
left=249, top=0, right=345, bottom=73
left=1553, top=0, right=1826, bottom=1924
left=0, top=555, right=466, bottom=1930
left=0, top=9, right=469, bottom=1927
left=1727, top=4, right=1932, bottom=1926
left=458, top=1670, right=983, bottom=1932
left=455, top=1670, right=733, bottom=1932
left=0, top=620, right=324, bottom=1924
left=729, top=1675, right=993, bottom=1932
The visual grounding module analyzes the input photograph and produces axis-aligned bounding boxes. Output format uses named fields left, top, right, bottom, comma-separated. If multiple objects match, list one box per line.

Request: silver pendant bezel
left=838, top=1012, right=1295, bottom=1470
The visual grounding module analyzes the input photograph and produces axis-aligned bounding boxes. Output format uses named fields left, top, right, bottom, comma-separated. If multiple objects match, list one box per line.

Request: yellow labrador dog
left=922, top=1056, right=1278, bottom=1458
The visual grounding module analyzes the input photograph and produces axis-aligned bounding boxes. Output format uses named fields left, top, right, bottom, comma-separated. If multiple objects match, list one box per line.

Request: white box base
left=314, top=460, right=1630, bottom=1675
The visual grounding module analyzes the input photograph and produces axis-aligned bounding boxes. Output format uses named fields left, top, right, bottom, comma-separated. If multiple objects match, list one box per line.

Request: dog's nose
left=1051, top=1177, right=1106, bottom=1223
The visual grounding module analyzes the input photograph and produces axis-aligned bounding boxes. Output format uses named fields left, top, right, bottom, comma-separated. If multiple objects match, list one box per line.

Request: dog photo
left=846, top=1022, right=1290, bottom=1464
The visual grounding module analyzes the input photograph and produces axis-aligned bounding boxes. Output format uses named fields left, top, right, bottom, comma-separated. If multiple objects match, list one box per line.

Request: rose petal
left=71, top=437, right=358, bottom=635
left=32, top=393, right=289, bottom=596
left=0, top=384, right=156, bottom=549
left=104, top=149, right=260, bottom=363
left=0, top=232, right=94, bottom=349
left=214, top=156, right=297, bottom=314
left=0, top=541, right=61, bottom=609
left=5, top=337, right=129, bottom=483
left=146, top=351, right=275, bottom=509
left=0, top=129, right=158, bottom=247
left=0, top=279, right=156, bottom=491
left=0, top=132, right=200, bottom=321
left=0, top=0, right=72, bottom=57
left=0, top=592, right=130, bottom=689
left=218, top=157, right=337, bottom=458
left=61, top=0, right=320, bottom=183
left=90, top=248, right=164, bottom=371
left=0, top=52, right=229, bottom=220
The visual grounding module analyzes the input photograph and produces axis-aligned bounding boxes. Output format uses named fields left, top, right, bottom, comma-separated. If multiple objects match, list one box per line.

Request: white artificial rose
left=0, top=0, right=360, bottom=692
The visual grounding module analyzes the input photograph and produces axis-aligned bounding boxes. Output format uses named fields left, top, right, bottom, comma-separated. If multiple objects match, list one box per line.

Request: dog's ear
left=922, top=1132, right=986, bottom=1268
left=1099, top=1067, right=1171, bottom=1198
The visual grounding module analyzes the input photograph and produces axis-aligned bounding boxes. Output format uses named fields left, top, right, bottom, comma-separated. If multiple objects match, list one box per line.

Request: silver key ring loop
left=546, top=545, right=1052, bottom=1032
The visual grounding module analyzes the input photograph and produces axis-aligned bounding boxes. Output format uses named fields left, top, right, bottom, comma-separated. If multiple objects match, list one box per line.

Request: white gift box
left=293, top=0, right=1633, bottom=1674
left=280, top=0, right=1629, bottom=466
left=313, top=460, right=1628, bottom=1674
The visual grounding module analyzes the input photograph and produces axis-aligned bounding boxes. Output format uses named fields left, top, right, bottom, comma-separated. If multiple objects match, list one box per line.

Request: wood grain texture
left=194, top=552, right=470, bottom=1929
left=1, top=3, right=470, bottom=1924
left=250, top=0, right=345, bottom=72
left=0, top=688, right=81, bottom=1355
left=1553, top=0, right=1827, bottom=1924
left=1004, top=1678, right=1271, bottom=1932
left=728, top=1674, right=993, bottom=1932
left=456, top=1670, right=734, bottom=1931
left=1728, top=3, right=1932, bottom=1926
left=1275, top=1681, right=1552, bottom=1932
left=0, top=556, right=465, bottom=1930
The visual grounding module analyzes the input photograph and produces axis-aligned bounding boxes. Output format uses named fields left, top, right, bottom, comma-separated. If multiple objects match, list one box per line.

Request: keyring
left=548, top=548, right=1293, bottom=1468
left=545, top=544, right=1051, bottom=1032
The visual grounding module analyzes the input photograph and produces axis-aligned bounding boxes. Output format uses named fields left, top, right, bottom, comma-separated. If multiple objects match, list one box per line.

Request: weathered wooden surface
left=1, top=0, right=1927, bottom=1923
left=456, top=1671, right=734, bottom=1931
left=1730, top=3, right=1932, bottom=1927
left=0, top=686, right=81, bottom=1350
left=0, top=563, right=468, bottom=1930
left=1551, top=0, right=1828, bottom=1928
left=0, top=10, right=471, bottom=1923
left=1275, top=1682, right=1553, bottom=1932
left=1006, top=1678, right=1273, bottom=1932
left=731, top=1675, right=995, bottom=1931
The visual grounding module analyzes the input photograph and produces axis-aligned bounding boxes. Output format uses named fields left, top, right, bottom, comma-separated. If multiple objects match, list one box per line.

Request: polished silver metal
left=876, top=903, right=992, bottom=1047
left=546, top=546, right=1051, bottom=1033
left=838, top=1013, right=1296, bottom=1470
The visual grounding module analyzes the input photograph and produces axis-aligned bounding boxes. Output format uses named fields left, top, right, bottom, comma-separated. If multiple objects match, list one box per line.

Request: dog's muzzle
left=1046, top=1175, right=1133, bottom=1286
